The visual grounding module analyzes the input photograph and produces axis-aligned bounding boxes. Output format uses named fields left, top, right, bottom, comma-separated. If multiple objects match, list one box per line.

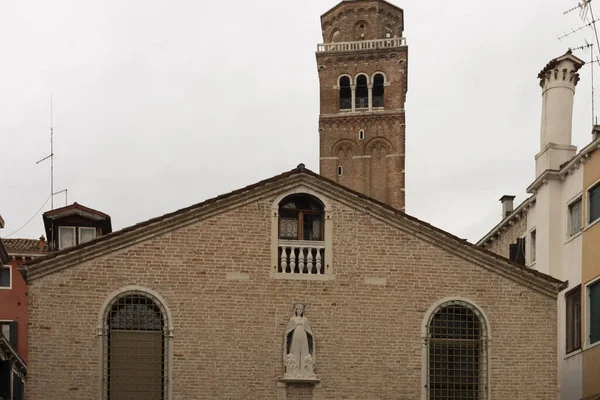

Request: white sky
left=0, top=0, right=597, bottom=243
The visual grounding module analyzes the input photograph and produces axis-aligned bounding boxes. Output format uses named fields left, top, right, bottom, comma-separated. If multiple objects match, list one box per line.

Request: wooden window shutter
left=590, top=282, right=600, bottom=344
left=509, top=238, right=526, bottom=265
left=9, top=321, right=17, bottom=349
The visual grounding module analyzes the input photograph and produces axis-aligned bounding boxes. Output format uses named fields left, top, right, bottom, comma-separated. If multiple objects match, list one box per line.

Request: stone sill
left=278, top=377, right=320, bottom=385
left=271, top=273, right=335, bottom=281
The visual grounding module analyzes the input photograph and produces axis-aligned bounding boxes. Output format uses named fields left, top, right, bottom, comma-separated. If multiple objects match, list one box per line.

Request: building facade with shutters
left=0, top=217, right=26, bottom=400
left=478, top=52, right=600, bottom=400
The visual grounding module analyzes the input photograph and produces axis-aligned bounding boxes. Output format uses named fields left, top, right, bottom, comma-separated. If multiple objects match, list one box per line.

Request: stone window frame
left=97, top=286, right=174, bottom=400
left=584, top=276, right=600, bottom=349
left=420, top=297, right=492, bottom=400
left=0, top=264, right=11, bottom=289
left=270, top=186, right=333, bottom=281
left=586, top=178, right=600, bottom=228
left=566, top=194, right=583, bottom=239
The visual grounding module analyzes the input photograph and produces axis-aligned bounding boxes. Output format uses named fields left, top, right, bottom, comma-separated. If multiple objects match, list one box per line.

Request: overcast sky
left=0, top=0, right=597, bottom=243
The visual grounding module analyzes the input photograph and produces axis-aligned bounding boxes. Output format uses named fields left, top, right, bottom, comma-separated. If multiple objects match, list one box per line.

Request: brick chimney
left=500, top=195, right=516, bottom=219
left=38, top=236, right=46, bottom=252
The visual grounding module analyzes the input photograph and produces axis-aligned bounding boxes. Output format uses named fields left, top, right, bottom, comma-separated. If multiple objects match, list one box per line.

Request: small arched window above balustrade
left=278, top=194, right=324, bottom=241
left=271, top=191, right=333, bottom=280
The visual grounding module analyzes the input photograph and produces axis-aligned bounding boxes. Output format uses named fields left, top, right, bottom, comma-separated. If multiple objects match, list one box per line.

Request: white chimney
left=500, top=195, right=516, bottom=219
left=536, top=50, right=584, bottom=177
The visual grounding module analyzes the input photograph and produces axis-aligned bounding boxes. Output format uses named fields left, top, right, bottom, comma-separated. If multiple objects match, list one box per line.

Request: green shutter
left=591, top=282, right=600, bottom=344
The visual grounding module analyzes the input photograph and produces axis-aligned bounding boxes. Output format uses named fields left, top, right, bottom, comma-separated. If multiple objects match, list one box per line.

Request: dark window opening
left=508, top=237, right=526, bottom=265
left=590, top=183, right=600, bottom=224
left=278, top=195, right=324, bottom=241
left=372, top=74, right=385, bottom=107
left=338, top=166, right=343, bottom=176
left=590, top=281, right=600, bottom=344
left=566, top=286, right=581, bottom=353
left=359, top=130, right=365, bottom=140
left=0, top=266, right=9, bottom=287
left=355, top=75, right=368, bottom=109
left=428, top=303, right=486, bottom=400
left=339, top=76, right=351, bottom=110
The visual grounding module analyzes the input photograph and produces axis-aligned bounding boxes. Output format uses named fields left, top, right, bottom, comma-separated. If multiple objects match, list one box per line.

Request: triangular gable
left=25, top=165, right=564, bottom=297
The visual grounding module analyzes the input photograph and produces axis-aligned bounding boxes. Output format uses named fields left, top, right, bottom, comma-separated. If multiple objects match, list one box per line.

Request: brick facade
left=26, top=171, right=561, bottom=399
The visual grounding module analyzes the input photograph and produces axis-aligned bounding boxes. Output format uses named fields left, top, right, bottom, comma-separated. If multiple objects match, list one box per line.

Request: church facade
left=23, top=1, right=565, bottom=399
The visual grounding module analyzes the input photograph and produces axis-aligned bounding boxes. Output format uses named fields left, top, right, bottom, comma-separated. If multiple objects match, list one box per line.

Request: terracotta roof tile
left=2, top=238, right=44, bottom=254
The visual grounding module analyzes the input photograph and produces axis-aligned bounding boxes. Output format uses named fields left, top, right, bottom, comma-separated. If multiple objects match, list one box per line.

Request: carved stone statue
left=282, top=303, right=317, bottom=380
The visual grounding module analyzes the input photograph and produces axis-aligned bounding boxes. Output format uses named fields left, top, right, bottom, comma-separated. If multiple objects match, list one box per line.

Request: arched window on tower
left=355, top=75, right=368, bottom=109
left=339, top=76, right=351, bottom=110
left=426, top=300, right=488, bottom=399
left=372, top=74, right=385, bottom=108
left=277, top=194, right=325, bottom=275
left=102, top=291, right=169, bottom=400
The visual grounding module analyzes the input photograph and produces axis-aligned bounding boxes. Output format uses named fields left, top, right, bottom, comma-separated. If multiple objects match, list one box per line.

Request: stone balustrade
left=278, top=240, right=326, bottom=275
left=317, top=37, right=407, bottom=53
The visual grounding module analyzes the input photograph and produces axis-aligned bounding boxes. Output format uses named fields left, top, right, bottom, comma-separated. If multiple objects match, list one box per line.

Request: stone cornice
left=559, top=136, right=600, bottom=178
left=526, top=170, right=561, bottom=194
left=319, top=110, right=404, bottom=121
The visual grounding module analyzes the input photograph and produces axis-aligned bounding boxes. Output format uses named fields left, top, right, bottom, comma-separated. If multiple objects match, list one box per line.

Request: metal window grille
left=102, top=292, right=168, bottom=400
left=427, top=301, right=488, bottom=400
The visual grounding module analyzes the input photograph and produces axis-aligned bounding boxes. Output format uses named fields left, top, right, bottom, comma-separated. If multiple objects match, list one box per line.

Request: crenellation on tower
left=316, top=0, right=408, bottom=210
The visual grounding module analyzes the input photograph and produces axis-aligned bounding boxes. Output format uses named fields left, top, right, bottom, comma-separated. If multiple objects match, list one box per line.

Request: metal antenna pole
left=592, top=44, right=596, bottom=126
left=50, top=95, right=54, bottom=210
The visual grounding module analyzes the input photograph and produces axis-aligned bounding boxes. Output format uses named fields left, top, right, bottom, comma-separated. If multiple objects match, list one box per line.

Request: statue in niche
left=283, top=303, right=317, bottom=380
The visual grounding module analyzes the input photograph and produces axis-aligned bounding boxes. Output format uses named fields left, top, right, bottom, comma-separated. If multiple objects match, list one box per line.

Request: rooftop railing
left=317, top=37, right=407, bottom=53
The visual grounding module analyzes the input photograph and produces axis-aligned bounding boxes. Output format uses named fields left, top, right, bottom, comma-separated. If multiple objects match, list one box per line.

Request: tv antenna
left=36, top=95, right=68, bottom=210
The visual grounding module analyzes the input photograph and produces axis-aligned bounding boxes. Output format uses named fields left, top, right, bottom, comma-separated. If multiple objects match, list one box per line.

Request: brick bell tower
left=317, top=0, right=408, bottom=210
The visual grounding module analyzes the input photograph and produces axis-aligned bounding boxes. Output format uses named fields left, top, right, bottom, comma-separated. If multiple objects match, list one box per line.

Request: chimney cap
left=499, top=195, right=516, bottom=202
left=538, top=50, right=585, bottom=80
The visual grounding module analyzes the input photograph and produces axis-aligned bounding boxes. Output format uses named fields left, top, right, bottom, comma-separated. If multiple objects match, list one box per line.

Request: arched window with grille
left=426, top=300, right=489, bottom=400
left=372, top=73, right=385, bottom=108
left=355, top=75, right=369, bottom=109
left=339, top=76, right=352, bottom=110
left=102, top=290, right=170, bottom=400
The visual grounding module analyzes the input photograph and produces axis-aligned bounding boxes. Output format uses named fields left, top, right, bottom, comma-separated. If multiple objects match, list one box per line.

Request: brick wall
left=27, top=190, right=556, bottom=399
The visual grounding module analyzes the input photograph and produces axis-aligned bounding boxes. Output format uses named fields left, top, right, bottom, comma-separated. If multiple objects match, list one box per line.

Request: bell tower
left=316, top=0, right=408, bottom=210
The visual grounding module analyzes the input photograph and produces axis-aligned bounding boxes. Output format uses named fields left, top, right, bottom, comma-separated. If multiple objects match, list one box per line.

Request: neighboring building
left=24, top=165, right=564, bottom=399
left=317, top=0, right=407, bottom=211
left=0, top=203, right=111, bottom=364
left=478, top=51, right=600, bottom=399
left=0, top=216, right=26, bottom=400
left=0, top=220, right=29, bottom=363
